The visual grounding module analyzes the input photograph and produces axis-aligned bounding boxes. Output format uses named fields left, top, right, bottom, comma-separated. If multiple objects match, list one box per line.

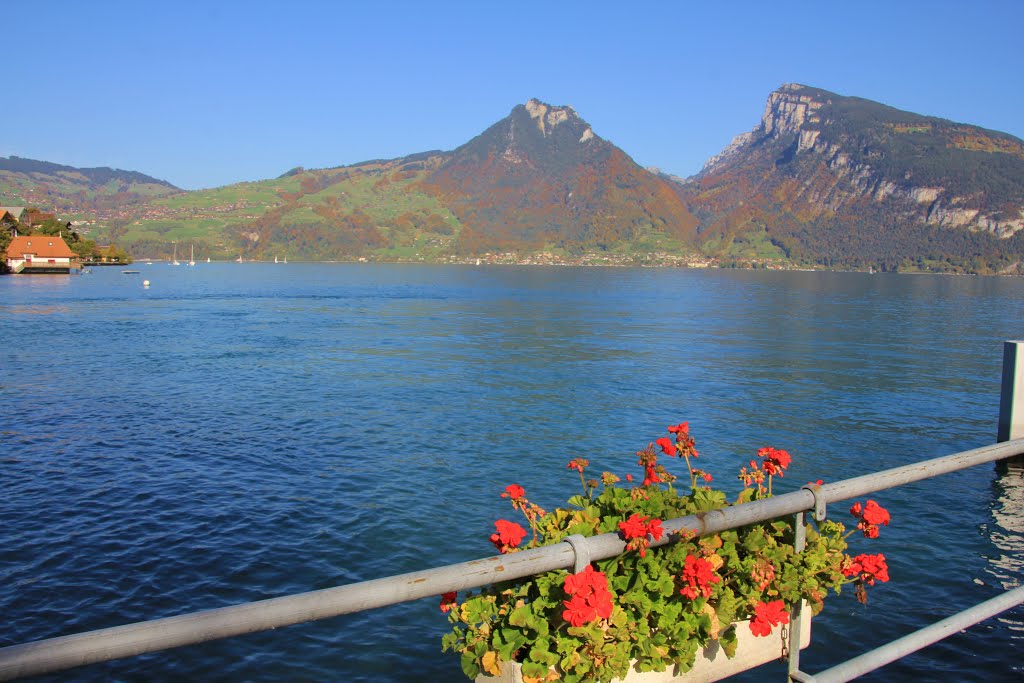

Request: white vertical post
left=788, top=511, right=807, bottom=678
left=998, top=341, right=1024, bottom=442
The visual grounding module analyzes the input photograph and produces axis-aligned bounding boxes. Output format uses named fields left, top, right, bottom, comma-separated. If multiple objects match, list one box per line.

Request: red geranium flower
left=501, top=484, right=525, bottom=500
left=861, top=500, right=890, bottom=526
left=618, top=514, right=664, bottom=557
left=562, top=593, right=598, bottom=627
left=655, top=437, right=678, bottom=457
left=489, top=519, right=527, bottom=553
left=679, top=554, right=721, bottom=600
left=850, top=500, right=890, bottom=538
left=843, top=553, right=890, bottom=585
left=562, top=565, right=614, bottom=626
left=439, top=591, right=457, bottom=613
left=667, top=422, right=689, bottom=434
left=618, top=513, right=649, bottom=540
left=749, top=599, right=789, bottom=637
left=759, top=447, right=792, bottom=477
left=564, top=564, right=603, bottom=596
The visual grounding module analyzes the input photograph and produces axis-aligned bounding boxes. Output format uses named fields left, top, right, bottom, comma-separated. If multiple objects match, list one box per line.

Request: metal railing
left=2, top=438, right=1023, bottom=681
left=790, top=583, right=1024, bottom=683
left=1, top=341, right=1022, bottom=681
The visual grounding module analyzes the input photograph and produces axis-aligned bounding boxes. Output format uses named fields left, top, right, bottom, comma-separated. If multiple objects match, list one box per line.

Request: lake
left=1, top=263, right=1022, bottom=681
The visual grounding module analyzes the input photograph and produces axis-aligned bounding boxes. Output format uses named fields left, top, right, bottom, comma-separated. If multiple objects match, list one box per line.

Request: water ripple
left=2, top=265, right=1023, bottom=681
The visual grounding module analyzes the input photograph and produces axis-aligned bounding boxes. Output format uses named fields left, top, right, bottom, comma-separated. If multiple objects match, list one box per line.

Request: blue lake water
left=1, top=263, right=1023, bottom=681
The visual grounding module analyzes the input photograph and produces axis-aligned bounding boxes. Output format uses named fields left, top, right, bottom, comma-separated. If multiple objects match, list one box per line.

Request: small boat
left=122, top=270, right=140, bottom=274
left=236, top=255, right=244, bottom=263
left=206, top=257, right=211, bottom=263
left=188, top=245, right=196, bottom=267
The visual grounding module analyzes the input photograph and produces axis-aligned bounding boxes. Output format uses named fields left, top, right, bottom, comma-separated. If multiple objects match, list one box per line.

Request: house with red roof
left=0, top=206, right=27, bottom=228
left=5, top=234, right=79, bottom=273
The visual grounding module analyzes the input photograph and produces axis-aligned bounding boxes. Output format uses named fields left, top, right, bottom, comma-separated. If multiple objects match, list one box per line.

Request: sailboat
left=274, top=256, right=279, bottom=264
left=206, top=257, right=211, bottom=263
left=172, top=243, right=180, bottom=266
left=188, top=244, right=196, bottom=267
left=283, top=255, right=287, bottom=264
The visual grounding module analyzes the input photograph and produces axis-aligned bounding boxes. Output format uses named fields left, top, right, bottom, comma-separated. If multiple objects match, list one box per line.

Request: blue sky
left=7, top=1, right=1023, bottom=190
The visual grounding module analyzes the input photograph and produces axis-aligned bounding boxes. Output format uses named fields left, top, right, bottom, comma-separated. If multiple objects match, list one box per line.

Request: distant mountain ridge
left=2, top=88, right=1022, bottom=273
left=0, top=155, right=179, bottom=215
left=0, top=155, right=178, bottom=189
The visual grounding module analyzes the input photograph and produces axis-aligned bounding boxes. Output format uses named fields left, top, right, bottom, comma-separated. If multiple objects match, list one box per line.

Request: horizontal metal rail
left=1, top=438, right=1023, bottom=680
left=791, top=585, right=1024, bottom=683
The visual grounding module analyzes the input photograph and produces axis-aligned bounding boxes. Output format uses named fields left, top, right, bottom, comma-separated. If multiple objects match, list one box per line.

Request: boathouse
left=5, top=234, right=78, bottom=273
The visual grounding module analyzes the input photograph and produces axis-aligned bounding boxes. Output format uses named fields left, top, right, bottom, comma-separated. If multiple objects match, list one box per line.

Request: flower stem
left=683, top=453, right=696, bottom=490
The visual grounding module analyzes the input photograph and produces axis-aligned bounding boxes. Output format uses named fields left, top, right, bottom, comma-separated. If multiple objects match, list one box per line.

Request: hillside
left=26, top=101, right=699, bottom=263
left=108, top=155, right=464, bottom=261
left=3, top=89, right=1024, bottom=272
left=681, top=84, right=1024, bottom=273
left=0, top=156, right=179, bottom=214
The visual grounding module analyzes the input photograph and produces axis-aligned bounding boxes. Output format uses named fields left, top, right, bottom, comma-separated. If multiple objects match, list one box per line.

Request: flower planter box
left=475, top=610, right=810, bottom=683
left=450, top=424, right=889, bottom=683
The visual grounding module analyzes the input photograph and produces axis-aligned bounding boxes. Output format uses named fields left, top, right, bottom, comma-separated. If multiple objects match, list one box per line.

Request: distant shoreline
left=124, top=257, right=1015, bottom=276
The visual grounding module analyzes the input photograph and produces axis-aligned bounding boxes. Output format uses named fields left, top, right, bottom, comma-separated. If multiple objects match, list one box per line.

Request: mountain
left=4, top=100, right=696, bottom=263
left=680, top=84, right=1024, bottom=272
left=421, top=99, right=697, bottom=253
left=3, top=90, right=1023, bottom=272
left=0, top=155, right=179, bottom=214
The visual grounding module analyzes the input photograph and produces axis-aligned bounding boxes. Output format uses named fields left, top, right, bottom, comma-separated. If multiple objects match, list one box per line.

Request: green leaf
left=736, top=487, right=756, bottom=504
left=460, top=651, right=482, bottom=678
left=495, top=628, right=527, bottom=661
left=529, top=641, right=558, bottom=666
left=567, top=494, right=588, bottom=508
left=522, top=660, right=549, bottom=678
left=720, top=624, right=739, bottom=658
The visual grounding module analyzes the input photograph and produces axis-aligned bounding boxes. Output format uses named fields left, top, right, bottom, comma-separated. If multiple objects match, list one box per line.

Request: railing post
left=998, top=340, right=1024, bottom=443
left=787, top=511, right=807, bottom=679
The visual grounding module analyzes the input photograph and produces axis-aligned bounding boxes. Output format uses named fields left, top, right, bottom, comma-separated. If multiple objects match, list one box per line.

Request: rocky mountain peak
left=761, top=83, right=828, bottom=137
left=695, top=84, right=833, bottom=178
left=523, top=99, right=595, bottom=142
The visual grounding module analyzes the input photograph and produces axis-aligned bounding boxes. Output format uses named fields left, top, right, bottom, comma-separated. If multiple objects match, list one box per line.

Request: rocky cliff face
left=760, top=83, right=826, bottom=136
left=695, top=84, right=1024, bottom=239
